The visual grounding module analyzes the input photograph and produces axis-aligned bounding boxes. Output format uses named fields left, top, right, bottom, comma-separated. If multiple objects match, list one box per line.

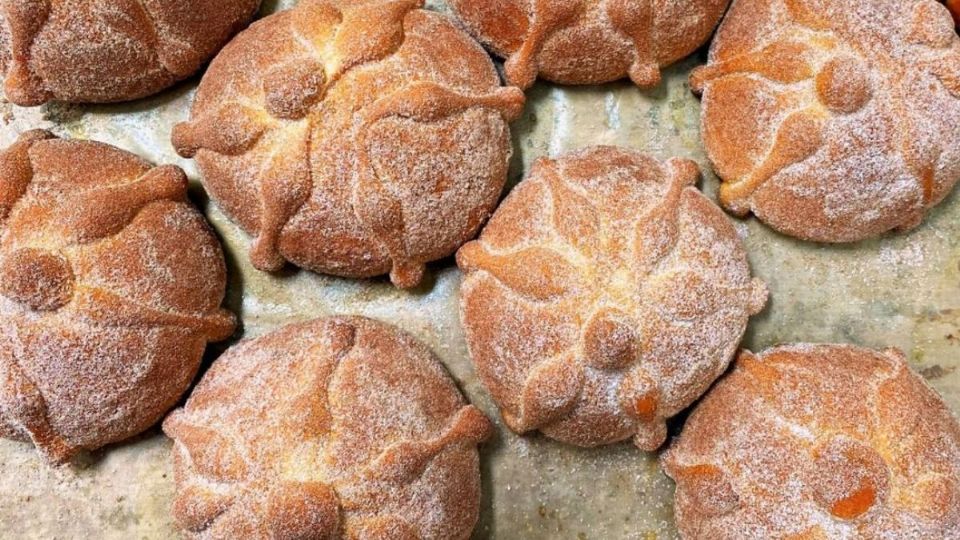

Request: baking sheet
left=1, top=1, right=959, bottom=538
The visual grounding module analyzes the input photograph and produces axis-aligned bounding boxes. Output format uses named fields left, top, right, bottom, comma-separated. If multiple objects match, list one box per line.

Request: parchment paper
left=1, top=2, right=958, bottom=539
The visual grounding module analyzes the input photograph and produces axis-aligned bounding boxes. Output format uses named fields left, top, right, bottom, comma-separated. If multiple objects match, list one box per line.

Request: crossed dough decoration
left=498, top=0, right=661, bottom=89
left=173, top=0, right=525, bottom=288
left=0, top=0, right=260, bottom=105
left=164, top=318, right=493, bottom=539
left=0, top=131, right=235, bottom=464
left=663, top=345, right=960, bottom=538
left=459, top=147, right=767, bottom=450
left=694, top=0, right=960, bottom=242
left=447, top=0, right=730, bottom=89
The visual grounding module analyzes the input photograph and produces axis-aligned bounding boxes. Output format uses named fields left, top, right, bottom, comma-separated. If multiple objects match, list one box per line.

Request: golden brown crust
left=0, top=0, right=260, bottom=106
left=172, top=0, right=525, bottom=289
left=446, top=0, right=731, bottom=89
left=163, top=316, right=493, bottom=540
left=694, top=0, right=960, bottom=242
left=0, top=131, right=235, bottom=464
left=662, top=344, right=960, bottom=539
left=457, top=146, right=767, bottom=449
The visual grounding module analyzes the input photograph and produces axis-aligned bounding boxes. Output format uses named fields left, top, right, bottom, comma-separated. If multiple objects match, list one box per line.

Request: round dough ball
left=693, top=0, right=960, bottom=242
left=663, top=344, right=960, bottom=539
left=163, top=316, right=494, bottom=539
left=457, top=146, right=768, bottom=449
left=0, top=130, right=235, bottom=464
left=0, top=0, right=261, bottom=105
left=171, top=0, right=525, bottom=289
left=446, top=0, right=730, bottom=89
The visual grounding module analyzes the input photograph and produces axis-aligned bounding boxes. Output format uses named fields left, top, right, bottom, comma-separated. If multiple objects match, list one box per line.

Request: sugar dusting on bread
left=695, top=0, right=960, bottom=242
left=0, top=0, right=261, bottom=106
left=663, top=344, right=960, bottom=538
left=446, top=0, right=730, bottom=89
left=172, top=0, right=524, bottom=289
left=458, top=146, right=767, bottom=451
left=0, top=130, right=235, bottom=465
left=163, top=316, right=493, bottom=539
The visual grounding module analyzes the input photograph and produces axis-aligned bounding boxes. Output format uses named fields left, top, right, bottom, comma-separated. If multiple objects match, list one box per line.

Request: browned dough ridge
left=163, top=316, right=493, bottom=540
left=172, top=0, right=525, bottom=289
left=0, top=130, right=235, bottom=465
left=694, top=0, right=960, bottom=242
left=446, top=0, right=731, bottom=89
left=0, top=0, right=261, bottom=105
left=458, top=146, right=767, bottom=450
left=663, top=344, right=960, bottom=539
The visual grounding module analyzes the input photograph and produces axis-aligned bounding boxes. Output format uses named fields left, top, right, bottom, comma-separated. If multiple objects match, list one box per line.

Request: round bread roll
left=692, top=0, right=960, bottom=242
left=445, top=0, right=730, bottom=89
left=163, top=317, right=493, bottom=540
left=457, top=146, right=768, bottom=450
left=172, top=0, right=525, bottom=289
left=0, top=0, right=261, bottom=106
left=663, top=344, right=960, bottom=539
left=0, top=130, right=235, bottom=465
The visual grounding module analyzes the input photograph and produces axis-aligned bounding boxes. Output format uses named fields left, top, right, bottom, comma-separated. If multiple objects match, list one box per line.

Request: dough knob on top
left=663, top=344, right=960, bottom=539
left=163, top=317, right=493, bottom=539
left=693, top=0, right=960, bottom=242
left=0, top=131, right=235, bottom=464
left=458, top=146, right=766, bottom=450
left=172, top=0, right=525, bottom=288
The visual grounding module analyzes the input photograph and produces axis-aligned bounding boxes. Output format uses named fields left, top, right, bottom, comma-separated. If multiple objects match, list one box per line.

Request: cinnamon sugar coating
left=457, top=146, right=767, bottom=450
left=172, top=0, right=525, bottom=289
left=663, top=344, right=960, bottom=539
left=0, top=0, right=261, bottom=106
left=163, top=317, right=493, bottom=540
left=693, top=0, right=960, bottom=242
left=446, top=0, right=730, bottom=89
left=0, top=131, right=235, bottom=465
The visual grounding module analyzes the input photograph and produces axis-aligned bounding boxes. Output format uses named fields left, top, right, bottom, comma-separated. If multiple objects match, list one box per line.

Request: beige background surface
left=1, top=1, right=959, bottom=539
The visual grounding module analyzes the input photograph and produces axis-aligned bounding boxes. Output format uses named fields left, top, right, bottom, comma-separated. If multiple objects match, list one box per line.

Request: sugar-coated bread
left=163, top=316, right=494, bottom=540
left=446, top=0, right=730, bottom=89
left=172, top=0, right=525, bottom=289
left=0, top=130, right=235, bottom=465
left=693, top=0, right=960, bottom=242
left=457, top=146, right=767, bottom=450
left=663, top=344, right=960, bottom=539
left=0, top=0, right=261, bottom=106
